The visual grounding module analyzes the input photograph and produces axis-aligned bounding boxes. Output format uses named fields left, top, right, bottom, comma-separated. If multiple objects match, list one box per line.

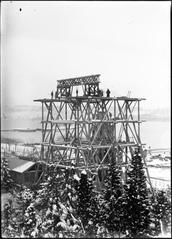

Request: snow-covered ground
left=145, top=151, right=171, bottom=189
left=147, top=168, right=170, bottom=189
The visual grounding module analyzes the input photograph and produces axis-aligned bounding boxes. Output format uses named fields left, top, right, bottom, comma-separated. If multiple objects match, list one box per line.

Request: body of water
left=1, top=119, right=170, bottom=150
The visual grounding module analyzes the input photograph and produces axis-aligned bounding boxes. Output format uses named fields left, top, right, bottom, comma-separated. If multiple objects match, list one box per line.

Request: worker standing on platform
left=51, top=91, right=53, bottom=99
left=55, top=90, right=58, bottom=99
left=88, top=85, right=91, bottom=96
left=98, top=89, right=101, bottom=96
left=76, top=88, right=78, bottom=97
left=106, top=88, right=110, bottom=97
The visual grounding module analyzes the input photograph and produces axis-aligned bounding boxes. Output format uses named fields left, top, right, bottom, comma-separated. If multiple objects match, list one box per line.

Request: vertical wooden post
left=88, top=98, right=91, bottom=167
left=138, top=100, right=140, bottom=143
left=74, top=102, right=77, bottom=164
left=114, top=99, right=116, bottom=142
left=77, top=101, right=80, bottom=141
left=88, top=98, right=91, bottom=143
left=65, top=100, right=67, bottom=141
left=50, top=101, right=53, bottom=162
left=114, top=98, right=116, bottom=165
left=125, top=100, right=128, bottom=182
left=77, top=101, right=80, bottom=166
left=41, top=102, right=44, bottom=161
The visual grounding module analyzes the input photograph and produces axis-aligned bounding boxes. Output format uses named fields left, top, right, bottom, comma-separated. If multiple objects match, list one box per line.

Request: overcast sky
left=1, top=1, right=170, bottom=110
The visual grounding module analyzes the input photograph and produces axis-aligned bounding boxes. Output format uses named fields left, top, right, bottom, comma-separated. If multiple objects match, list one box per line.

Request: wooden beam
left=34, top=97, right=146, bottom=103
left=42, top=143, right=77, bottom=149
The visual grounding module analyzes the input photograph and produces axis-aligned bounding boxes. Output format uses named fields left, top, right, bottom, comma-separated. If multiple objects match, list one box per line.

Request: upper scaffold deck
left=34, top=96, right=146, bottom=102
left=56, top=74, right=100, bottom=87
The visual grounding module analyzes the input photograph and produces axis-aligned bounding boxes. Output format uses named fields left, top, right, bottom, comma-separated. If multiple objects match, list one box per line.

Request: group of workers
left=86, top=87, right=111, bottom=97
left=50, top=87, right=111, bottom=99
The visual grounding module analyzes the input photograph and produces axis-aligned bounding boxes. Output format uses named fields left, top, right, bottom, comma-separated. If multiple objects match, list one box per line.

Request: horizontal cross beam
left=34, top=97, right=146, bottom=102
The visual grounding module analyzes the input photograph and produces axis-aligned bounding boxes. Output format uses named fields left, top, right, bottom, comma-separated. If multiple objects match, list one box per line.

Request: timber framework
left=34, top=74, right=153, bottom=189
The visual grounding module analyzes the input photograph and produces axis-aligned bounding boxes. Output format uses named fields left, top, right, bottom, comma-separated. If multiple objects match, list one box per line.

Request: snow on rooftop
left=12, top=161, right=35, bottom=173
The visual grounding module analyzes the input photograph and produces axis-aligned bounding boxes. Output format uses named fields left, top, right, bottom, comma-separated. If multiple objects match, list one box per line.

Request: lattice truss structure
left=34, top=74, right=153, bottom=189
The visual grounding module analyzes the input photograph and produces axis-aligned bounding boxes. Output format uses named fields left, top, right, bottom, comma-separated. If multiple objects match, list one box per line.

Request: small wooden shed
left=7, top=156, right=42, bottom=186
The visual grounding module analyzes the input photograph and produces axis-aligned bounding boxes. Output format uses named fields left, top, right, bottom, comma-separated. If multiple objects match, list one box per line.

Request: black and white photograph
left=1, top=1, right=171, bottom=238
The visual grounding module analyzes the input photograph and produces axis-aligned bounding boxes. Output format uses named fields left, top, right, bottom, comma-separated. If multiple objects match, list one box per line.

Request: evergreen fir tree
left=41, top=195, right=80, bottom=237
left=1, top=157, right=13, bottom=191
left=76, top=170, right=91, bottom=227
left=2, top=199, right=17, bottom=238
left=3, top=200, right=13, bottom=228
left=14, top=186, right=35, bottom=231
left=76, top=170, right=99, bottom=236
left=41, top=196, right=61, bottom=236
left=150, top=189, right=171, bottom=235
left=157, top=189, right=171, bottom=233
left=149, top=191, right=161, bottom=236
left=61, top=163, right=79, bottom=209
left=87, top=183, right=100, bottom=236
left=36, top=165, right=77, bottom=236
left=125, top=150, right=151, bottom=237
left=16, top=186, right=34, bottom=211
left=57, top=167, right=85, bottom=237
left=101, top=154, right=125, bottom=236
left=23, top=203, right=37, bottom=237
left=36, top=164, right=66, bottom=210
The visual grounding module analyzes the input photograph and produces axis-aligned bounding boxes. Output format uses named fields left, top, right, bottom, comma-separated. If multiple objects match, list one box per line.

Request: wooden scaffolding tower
left=34, top=74, right=153, bottom=190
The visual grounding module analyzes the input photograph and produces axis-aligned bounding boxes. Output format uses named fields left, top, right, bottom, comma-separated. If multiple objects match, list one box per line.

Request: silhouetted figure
left=66, top=89, right=70, bottom=97
left=94, top=86, right=96, bottom=96
left=51, top=91, right=53, bottom=99
left=84, top=85, right=87, bottom=96
left=101, top=90, right=103, bottom=97
left=134, top=148, right=139, bottom=154
left=98, top=89, right=101, bottom=96
left=55, top=90, right=58, bottom=99
left=148, top=146, right=151, bottom=155
left=76, top=88, right=78, bottom=97
left=109, top=112, right=112, bottom=118
left=143, top=149, right=147, bottom=158
left=88, top=85, right=91, bottom=96
left=106, top=88, right=110, bottom=97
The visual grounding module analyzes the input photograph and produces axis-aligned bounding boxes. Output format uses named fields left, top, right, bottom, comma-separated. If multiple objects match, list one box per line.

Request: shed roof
left=7, top=156, right=35, bottom=173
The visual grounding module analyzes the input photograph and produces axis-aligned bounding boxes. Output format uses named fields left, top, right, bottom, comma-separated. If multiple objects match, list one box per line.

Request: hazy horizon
left=1, top=1, right=170, bottom=110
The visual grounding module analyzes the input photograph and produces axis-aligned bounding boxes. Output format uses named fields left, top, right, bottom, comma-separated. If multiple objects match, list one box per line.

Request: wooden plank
left=42, top=143, right=77, bottom=149
left=50, top=120, right=76, bottom=124
left=34, top=97, right=146, bottom=103
left=116, top=97, right=146, bottom=101
left=40, top=119, right=142, bottom=124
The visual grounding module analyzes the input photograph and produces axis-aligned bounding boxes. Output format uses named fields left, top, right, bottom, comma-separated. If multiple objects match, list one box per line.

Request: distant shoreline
left=1, top=137, right=22, bottom=145
left=1, top=128, right=42, bottom=132
left=1, top=137, right=170, bottom=153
